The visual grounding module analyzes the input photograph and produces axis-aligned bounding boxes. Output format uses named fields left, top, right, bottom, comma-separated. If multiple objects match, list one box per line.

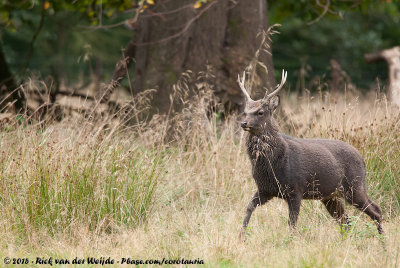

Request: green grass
left=0, top=126, right=163, bottom=242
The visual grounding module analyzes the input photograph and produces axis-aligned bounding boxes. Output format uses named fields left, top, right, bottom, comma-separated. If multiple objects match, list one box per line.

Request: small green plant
left=282, top=233, right=294, bottom=247
left=340, top=216, right=383, bottom=240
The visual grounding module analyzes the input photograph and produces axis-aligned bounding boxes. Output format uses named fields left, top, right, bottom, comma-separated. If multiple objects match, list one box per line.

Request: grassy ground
left=0, top=85, right=399, bottom=267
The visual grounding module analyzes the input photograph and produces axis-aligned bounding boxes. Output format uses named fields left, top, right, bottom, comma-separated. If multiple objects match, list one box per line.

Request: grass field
left=0, top=82, right=400, bottom=267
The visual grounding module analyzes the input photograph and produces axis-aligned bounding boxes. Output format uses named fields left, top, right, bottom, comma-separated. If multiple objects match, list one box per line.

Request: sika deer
left=239, top=70, right=383, bottom=240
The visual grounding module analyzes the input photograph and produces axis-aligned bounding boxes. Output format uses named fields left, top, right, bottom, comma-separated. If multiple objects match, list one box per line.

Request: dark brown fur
left=240, top=97, right=384, bottom=238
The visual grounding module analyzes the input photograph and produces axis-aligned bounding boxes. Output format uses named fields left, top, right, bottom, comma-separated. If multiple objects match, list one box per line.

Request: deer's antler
left=264, top=69, right=287, bottom=99
left=237, top=71, right=252, bottom=101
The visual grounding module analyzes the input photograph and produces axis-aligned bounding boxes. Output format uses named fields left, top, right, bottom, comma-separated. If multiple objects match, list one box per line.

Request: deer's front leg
left=240, top=192, right=272, bottom=241
left=286, top=194, right=302, bottom=228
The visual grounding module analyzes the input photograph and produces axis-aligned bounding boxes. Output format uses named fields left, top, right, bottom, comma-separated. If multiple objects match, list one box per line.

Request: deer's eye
left=258, top=110, right=264, bottom=116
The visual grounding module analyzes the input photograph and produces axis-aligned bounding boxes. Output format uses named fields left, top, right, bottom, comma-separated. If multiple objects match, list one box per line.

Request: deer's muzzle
left=241, top=122, right=251, bottom=131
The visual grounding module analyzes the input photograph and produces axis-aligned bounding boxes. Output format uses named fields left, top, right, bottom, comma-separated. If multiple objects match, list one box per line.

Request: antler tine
left=237, top=71, right=252, bottom=101
left=265, top=69, right=287, bottom=99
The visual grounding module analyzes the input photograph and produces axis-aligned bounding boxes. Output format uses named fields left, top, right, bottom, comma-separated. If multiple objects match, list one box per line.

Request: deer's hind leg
left=322, top=197, right=349, bottom=230
left=344, top=189, right=384, bottom=235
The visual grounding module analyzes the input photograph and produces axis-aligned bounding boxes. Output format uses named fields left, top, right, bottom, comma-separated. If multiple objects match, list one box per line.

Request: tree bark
left=98, top=34, right=137, bottom=103
left=0, top=43, right=25, bottom=113
left=132, top=0, right=275, bottom=113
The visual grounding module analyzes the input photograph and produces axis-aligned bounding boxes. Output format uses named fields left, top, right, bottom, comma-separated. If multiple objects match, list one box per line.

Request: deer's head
left=239, top=70, right=287, bottom=135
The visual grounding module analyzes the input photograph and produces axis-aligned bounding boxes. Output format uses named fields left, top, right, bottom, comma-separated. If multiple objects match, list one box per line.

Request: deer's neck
left=245, top=122, right=286, bottom=195
left=245, top=120, right=285, bottom=163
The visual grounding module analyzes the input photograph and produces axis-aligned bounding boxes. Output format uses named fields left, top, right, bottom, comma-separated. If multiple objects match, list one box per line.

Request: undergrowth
left=0, top=62, right=399, bottom=267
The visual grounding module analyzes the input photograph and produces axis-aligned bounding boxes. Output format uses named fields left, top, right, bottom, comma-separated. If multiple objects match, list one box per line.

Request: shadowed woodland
left=1, top=0, right=400, bottom=267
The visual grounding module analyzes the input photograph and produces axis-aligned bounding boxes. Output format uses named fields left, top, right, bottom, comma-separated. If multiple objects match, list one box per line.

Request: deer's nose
left=241, top=122, right=247, bottom=128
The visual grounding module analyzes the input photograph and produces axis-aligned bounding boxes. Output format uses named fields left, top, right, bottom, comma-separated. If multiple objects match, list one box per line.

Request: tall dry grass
left=0, top=69, right=399, bottom=267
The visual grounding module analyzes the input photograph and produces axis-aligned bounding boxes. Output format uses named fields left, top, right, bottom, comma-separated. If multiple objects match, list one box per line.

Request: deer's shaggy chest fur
left=246, top=133, right=284, bottom=196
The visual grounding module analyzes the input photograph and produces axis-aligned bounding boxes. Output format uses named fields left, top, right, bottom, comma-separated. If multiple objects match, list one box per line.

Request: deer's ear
left=268, top=95, right=280, bottom=111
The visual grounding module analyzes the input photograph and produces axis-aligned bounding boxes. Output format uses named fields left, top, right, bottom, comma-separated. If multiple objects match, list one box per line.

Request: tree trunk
left=133, top=0, right=275, bottom=113
left=0, top=43, right=25, bottom=113
left=365, top=46, right=400, bottom=108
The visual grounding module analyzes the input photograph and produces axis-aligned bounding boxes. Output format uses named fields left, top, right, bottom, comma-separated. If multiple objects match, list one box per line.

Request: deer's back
left=281, top=135, right=366, bottom=199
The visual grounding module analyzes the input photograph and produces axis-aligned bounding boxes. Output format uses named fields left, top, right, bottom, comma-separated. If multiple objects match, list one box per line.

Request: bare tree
left=101, top=0, right=276, bottom=113
left=365, top=46, right=400, bottom=107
